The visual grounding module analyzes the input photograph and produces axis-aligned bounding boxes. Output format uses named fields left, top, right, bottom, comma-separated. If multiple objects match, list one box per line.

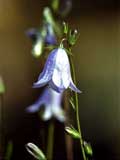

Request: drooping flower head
left=33, top=47, right=81, bottom=93
left=27, top=24, right=57, bottom=45
left=26, top=87, right=65, bottom=122
left=26, top=23, right=57, bottom=57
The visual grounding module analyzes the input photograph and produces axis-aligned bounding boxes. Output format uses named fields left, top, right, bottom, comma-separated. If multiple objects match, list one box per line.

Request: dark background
left=0, top=0, right=120, bottom=159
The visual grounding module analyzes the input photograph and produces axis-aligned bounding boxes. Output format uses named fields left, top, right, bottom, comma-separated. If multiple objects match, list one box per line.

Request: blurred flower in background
left=26, top=6, right=64, bottom=58
left=26, top=87, right=65, bottom=122
left=26, top=23, right=57, bottom=57
left=51, top=0, right=72, bottom=17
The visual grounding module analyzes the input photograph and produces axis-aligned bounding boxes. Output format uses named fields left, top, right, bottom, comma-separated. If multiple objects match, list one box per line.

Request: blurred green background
left=0, top=0, right=119, bottom=159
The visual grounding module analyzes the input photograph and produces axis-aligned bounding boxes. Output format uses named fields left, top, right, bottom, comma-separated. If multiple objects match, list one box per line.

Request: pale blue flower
left=26, top=24, right=57, bottom=45
left=33, top=48, right=81, bottom=93
left=26, top=87, right=65, bottom=122
left=26, top=24, right=57, bottom=57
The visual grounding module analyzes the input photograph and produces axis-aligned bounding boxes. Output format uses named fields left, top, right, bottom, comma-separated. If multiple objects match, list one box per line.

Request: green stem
left=64, top=91, right=73, bottom=160
left=0, top=94, right=4, bottom=159
left=46, top=121, right=54, bottom=160
left=69, top=56, right=86, bottom=160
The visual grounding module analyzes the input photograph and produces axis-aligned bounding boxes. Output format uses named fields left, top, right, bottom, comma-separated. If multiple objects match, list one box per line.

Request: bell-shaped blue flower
left=33, top=47, right=81, bottom=93
left=26, top=87, right=65, bottom=122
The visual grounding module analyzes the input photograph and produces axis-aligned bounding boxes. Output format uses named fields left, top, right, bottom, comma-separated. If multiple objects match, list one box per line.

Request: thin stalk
left=69, top=56, right=87, bottom=160
left=64, top=91, right=73, bottom=160
left=0, top=94, right=4, bottom=159
left=46, top=121, right=54, bottom=160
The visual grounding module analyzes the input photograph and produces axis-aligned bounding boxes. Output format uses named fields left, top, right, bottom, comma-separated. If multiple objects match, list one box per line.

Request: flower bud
left=83, top=141, right=93, bottom=156
left=63, top=22, right=69, bottom=34
left=68, top=29, right=78, bottom=46
left=26, top=143, right=46, bottom=160
left=32, top=38, right=44, bottom=57
left=65, top=126, right=80, bottom=139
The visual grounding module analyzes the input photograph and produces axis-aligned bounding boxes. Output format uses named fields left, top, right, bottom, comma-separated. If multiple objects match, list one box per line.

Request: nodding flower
left=33, top=47, right=81, bottom=93
left=26, top=23, right=57, bottom=57
left=26, top=87, right=65, bottom=122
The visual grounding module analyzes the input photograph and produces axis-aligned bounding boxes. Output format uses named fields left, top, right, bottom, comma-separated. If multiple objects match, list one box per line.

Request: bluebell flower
left=26, top=24, right=57, bottom=45
left=33, top=48, right=81, bottom=93
left=26, top=87, right=65, bottom=122
left=26, top=23, right=57, bottom=57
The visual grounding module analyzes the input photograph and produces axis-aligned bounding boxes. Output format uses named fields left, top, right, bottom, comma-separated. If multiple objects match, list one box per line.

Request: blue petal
left=49, top=88, right=65, bottom=122
left=49, top=80, right=64, bottom=93
left=53, top=106, right=65, bottom=122
left=45, top=24, right=57, bottom=45
left=52, top=48, right=70, bottom=91
left=61, top=61, right=71, bottom=89
left=42, top=105, right=52, bottom=121
left=26, top=87, right=51, bottom=113
left=45, top=35, right=57, bottom=45
left=33, top=49, right=58, bottom=88
left=26, top=103, right=42, bottom=113
left=26, top=97, right=44, bottom=113
left=26, top=28, right=38, bottom=42
left=69, top=79, right=82, bottom=93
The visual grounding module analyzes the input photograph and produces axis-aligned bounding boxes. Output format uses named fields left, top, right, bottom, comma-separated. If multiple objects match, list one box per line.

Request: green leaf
left=65, top=126, right=80, bottom=139
left=26, top=143, right=46, bottom=160
left=5, top=141, right=13, bottom=160
left=0, top=76, right=5, bottom=94
left=83, top=141, right=93, bottom=156
left=69, top=97, right=76, bottom=110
